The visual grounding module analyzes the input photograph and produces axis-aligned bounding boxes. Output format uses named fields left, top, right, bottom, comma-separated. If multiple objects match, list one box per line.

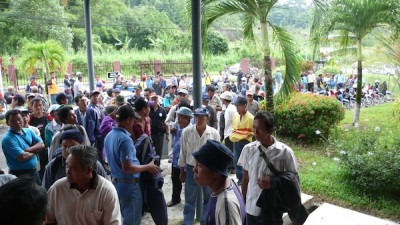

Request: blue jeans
left=233, top=140, right=249, bottom=184
left=117, top=183, right=142, bottom=225
left=183, top=165, right=211, bottom=225
left=50, top=94, right=57, bottom=104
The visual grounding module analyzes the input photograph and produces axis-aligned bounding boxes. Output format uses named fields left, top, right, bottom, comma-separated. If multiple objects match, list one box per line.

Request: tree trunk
left=260, top=22, right=274, bottom=112
left=353, top=39, right=363, bottom=126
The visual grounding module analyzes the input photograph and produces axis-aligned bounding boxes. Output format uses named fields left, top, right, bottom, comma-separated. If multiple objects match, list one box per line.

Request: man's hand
left=146, top=159, right=161, bottom=175
left=257, top=175, right=272, bottom=189
left=179, top=170, right=186, bottom=183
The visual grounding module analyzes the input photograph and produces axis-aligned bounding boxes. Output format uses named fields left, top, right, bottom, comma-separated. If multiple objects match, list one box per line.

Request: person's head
left=143, top=88, right=153, bottom=101
left=116, top=105, right=141, bottom=128
left=202, top=94, right=209, bottom=106
left=178, top=97, right=191, bottom=109
left=48, top=104, right=62, bottom=123
left=253, top=111, right=276, bottom=144
left=234, top=96, right=247, bottom=115
left=220, top=91, right=233, bottom=105
left=56, top=93, right=68, bottom=105
left=223, top=83, right=231, bottom=92
left=11, top=94, right=25, bottom=108
left=106, top=88, right=114, bottom=97
left=246, top=90, right=254, bottom=103
left=0, top=177, right=48, bottom=225
left=50, top=71, right=56, bottom=79
left=115, top=95, right=125, bottom=106
left=177, top=106, right=192, bottom=127
left=104, top=105, right=118, bottom=118
left=95, top=76, right=99, bottom=81
left=134, top=85, right=142, bottom=96
left=177, top=89, right=189, bottom=99
left=30, top=97, right=44, bottom=114
left=193, top=140, right=233, bottom=187
left=64, top=73, right=70, bottom=79
left=168, top=85, right=177, bottom=95
left=26, top=93, right=36, bottom=105
left=5, top=110, right=23, bottom=132
left=149, top=93, right=158, bottom=107
left=29, top=76, right=36, bottom=83
left=19, top=108, right=31, bottom=127
left=75, top=95, right=88, bottom=111
left=77, top=75, right=83, bottom=81
left=58, top=105, right=77, bottom=124
left=66, top=145, right=97, bottom=186
left=207, top=86, right=216, bottom=98
left=113, top=88, right=121, bottom=96
left=60, top=129, right=84, bottom=159
left=193, top=107, right=209, bottom=128
left=134, top=97, right=150, bottom=117
left=89, top=91, right=100, bottom=104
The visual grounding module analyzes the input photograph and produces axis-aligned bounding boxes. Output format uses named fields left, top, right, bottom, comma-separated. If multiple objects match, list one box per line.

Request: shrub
left=274, top=93, right=345, bottom=141
left=337, top=128, right=400, bottom=194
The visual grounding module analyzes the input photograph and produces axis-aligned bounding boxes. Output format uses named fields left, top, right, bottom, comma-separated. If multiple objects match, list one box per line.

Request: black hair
left=69, top=145, right=98, bottom=170
left=56, top=93, right=67, bottom=104
left=144, top=87, right=154, bottom=93
left=106, top=88, right=113, bottom=97
left=0, top=177, right=48, bottom=225
left=134, top=97, right=148, bottom=113
left=5, top=109, right=21, bottom=123
left=254, top=111, right=276, bottom=132
left=74, top=95, right=84, bottom=105
left=57, top=105, right=74, bottom=124
left=117, top=105, right=137, bottom=122
left=207, top=86, right=216, bottom=92
left=30, top=97, right=43, bottom=107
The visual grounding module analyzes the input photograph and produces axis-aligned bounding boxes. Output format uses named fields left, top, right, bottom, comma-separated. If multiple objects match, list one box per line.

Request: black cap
left=60, top=129, right=84, bottom=144
left=11, top=94, right=26, bottom=104
left=193, top=140, right=233, bottom=177
left=234, top=96, right=247, bottom=106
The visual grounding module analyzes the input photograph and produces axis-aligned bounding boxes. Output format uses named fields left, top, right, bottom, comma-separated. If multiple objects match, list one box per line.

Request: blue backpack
left=134, top=134, right=160, bottom=166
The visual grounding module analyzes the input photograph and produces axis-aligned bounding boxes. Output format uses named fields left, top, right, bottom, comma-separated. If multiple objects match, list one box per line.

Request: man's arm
left=121, top=159, right=160, bottom=175
left=25, top=142, right=45, bottom=154
left=241, top=170, right=249, bottom=202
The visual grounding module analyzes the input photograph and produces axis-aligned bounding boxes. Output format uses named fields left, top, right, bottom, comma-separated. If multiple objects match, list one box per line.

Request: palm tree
left=199, top=0, right=301, bottom=112
left=311, top=0, right=400, bottom=125
left=20, top=40, right=66, bottom=96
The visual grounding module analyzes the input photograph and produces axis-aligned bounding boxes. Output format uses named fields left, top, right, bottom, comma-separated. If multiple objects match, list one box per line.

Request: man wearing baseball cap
left=178, top=107, right=220, bottom=225
left=230, top=96, right=254, bottom=185
left=193, top=140, right=246, bottom=225
left=220, top=91, right=237, bottom=153
left=45, top=104, right=63, bottom=147
left=10, top=94, right=26, bottom=110
left=167, top=106, right=192, bottom=207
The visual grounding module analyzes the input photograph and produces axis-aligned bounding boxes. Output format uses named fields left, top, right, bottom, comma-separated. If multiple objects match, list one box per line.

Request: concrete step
left=283, top=193, right=314, bottom=225
left=304, top=203, right=399, bottom=225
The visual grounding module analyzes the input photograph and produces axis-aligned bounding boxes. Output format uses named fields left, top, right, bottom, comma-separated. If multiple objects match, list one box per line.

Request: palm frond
left=269, top=23, right=301, bottom=100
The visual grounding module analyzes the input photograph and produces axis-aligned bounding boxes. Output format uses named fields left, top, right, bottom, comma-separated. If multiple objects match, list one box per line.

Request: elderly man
left=178, top=107, right=220, bottom=225
left=246, top=90, right=260, bottom=116
left=193, top=140, right=246, bottom=225
left=238, top=112, right=299, bottom=225
left=207, top=86, right=222, bottom=111
left=46, top=145, right=121, bottom=225
left=1, top=110, right=45, bottom=183
left=42, top=129, right=107, bottom=190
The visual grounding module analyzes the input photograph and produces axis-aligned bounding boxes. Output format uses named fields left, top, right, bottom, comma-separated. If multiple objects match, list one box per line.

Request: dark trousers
left=151, top=133, right=164, bottom=157
left=224, top=137, right=234, bottom=169
left=307, top=82, right=314, bottom=92
left=142, top=173, right=168, bottom=225
left=171, top=166, right=182, bottom=203
left=38, top=148, right=48, bottom=180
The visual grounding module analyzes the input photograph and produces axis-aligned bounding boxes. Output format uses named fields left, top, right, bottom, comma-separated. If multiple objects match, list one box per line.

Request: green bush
left=337, top=129, right=400, bottom=194
left=274, top=93, right=345, bottom=141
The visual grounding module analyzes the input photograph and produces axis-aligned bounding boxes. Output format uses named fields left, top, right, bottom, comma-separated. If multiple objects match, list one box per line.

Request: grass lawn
left=283, top=102, right=400, bottom=221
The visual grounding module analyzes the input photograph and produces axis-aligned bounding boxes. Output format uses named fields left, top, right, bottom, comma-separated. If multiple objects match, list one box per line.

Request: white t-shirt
left=224, top=103, right=237, bottom=139
left=238, top=139, right=299, bottom=216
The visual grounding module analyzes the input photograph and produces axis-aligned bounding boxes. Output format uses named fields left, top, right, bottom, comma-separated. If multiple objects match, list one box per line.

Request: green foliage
left=20, top=40, right=66, bottom=76
left=1, top=0, right=72, bottom=53
left=337, top=128, right=400, bottom=194
left=206, top=30, right=229, bottom=55
left=274, top=93, right=345, bottom=141
left=315, top=64, right=341, bottom=75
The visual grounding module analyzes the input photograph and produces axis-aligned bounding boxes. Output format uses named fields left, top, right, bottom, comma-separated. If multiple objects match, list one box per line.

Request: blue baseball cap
left=202, top=94, right=209, bottom=101
left=177, top=107, right=193, bottom=118
left=193, top=107, right=209, bottom=116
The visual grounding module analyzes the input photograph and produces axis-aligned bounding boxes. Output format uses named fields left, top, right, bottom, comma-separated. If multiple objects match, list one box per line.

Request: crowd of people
left=0, top=69, right=306, bottom=225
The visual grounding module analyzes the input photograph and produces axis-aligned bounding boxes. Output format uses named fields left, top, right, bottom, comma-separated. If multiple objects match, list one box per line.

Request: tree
left=311, top=0, right=400, bottom=125
left=20, top=40, right=66, bottom=94
left=3, top=0, right=72, bottom=53
left=200, top=0, right=302, bottom=112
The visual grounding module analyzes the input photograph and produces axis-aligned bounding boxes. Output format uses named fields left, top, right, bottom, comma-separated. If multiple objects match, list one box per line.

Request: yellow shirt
left=205, top=76, right=211, bottom=85
left=230, top=111, right=254, bottom=142
left=48, top=78, right=58, bottom=94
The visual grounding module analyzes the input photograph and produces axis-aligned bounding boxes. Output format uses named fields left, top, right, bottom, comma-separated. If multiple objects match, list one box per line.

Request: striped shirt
left=178, top=124, right=220, bottom=167
left=230, top=111, right=254, bottom=143
left=237, top=139, right=299, bottom=216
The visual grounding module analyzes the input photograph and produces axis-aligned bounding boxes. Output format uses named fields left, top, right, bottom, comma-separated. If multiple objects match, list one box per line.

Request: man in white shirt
left=73, top=75, right=85, bottom=98
left=178, top=107, right=220, bottom=225
left=238, top=111, right=299, bottom=225
left=46, top=145, right=121, bottom=225
left=220, top=91, right=237, bottom=153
